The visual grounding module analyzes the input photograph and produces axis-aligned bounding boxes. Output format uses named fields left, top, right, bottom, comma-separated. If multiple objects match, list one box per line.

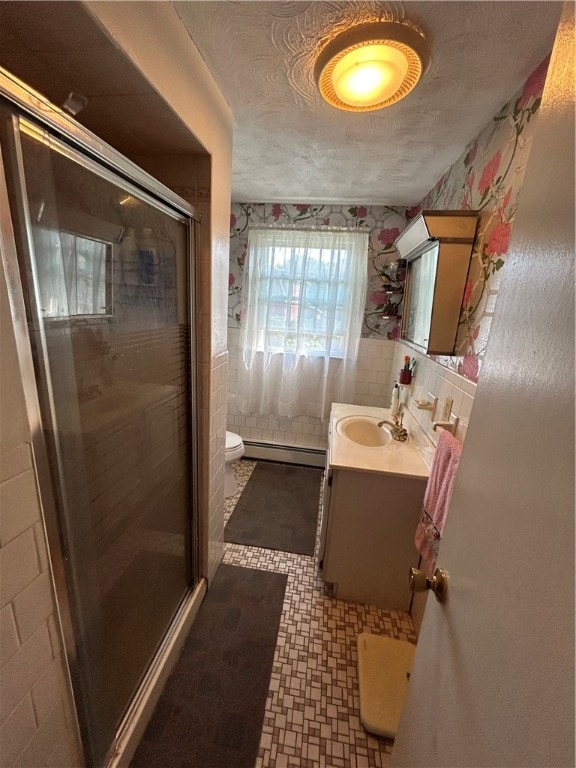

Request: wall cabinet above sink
left=395, top=211, right=479, bottom=355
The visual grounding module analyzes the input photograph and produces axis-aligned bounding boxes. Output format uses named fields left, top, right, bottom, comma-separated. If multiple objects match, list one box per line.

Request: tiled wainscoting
left=0, top=260, right=83, bottom=766
left=0, top=443, right=82, bottom=767
left=204, top=350, right=228, bottom=579
left=227, top=329, right=477, bottom=451
left=390, top=342, right=477, bottom=446
left=227, top=329, right=398, bottom=450
left=224, top=460, right=416, bottom=768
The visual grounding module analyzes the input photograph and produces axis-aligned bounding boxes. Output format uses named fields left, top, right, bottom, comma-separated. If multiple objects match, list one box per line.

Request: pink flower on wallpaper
left=406, top=205, right=421, bottom=219
left=518, top=56, right=550, bottom=109
left=377, top=227, right=400, bottom=246
left=271, top=203, right=282, bottom=221
left=460, top=352, right=479, bottom=382
left=230, top=213, right=237, bottom=229
left=500, top=187, right=512, bottom=212
left=229, top=273, right=236, bottom=287
left=478, top=151, right=502, bottom=196
left=295, top=204, right=309, bottom=212
left=486, top=221, right=511, bottom=256
left=390, top=323, right=401, bottom=341
left=323, top=218, right=330, bottom=225
left=369, top=290, right=387, bottom=306
left=356, top=206, right=368, bottom=219
left=463, top=280, right=474, bottom=306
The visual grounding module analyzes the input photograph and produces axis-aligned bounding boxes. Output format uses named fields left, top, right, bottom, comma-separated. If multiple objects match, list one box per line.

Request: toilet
left=225, top=431, right=245, bottom=497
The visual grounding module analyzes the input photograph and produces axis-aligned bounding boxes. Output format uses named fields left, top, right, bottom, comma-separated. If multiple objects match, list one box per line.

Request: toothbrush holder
left=399, top=369, right=412, bottom=385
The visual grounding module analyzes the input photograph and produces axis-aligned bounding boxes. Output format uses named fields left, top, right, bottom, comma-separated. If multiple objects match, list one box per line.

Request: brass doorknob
left=409, top=567, right=448, bottom=603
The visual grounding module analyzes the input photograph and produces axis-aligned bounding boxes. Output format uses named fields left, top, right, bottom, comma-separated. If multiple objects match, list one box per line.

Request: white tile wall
left=226, top=329, right=398, bottom=449
left=1, top=264, right=83, bottom=767
left=206, top=351, right=227, bottom=581
left=353, top=336, right=396, bottom=408
left=0, top=445, right=83, bottom=768
left=389, top=342, right=477, bottom=446
left=226, top=330, right=477, bottom=451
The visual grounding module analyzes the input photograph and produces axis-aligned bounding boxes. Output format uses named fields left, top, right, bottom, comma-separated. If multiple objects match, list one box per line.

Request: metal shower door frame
left=0, top=71, right=202, bottom=768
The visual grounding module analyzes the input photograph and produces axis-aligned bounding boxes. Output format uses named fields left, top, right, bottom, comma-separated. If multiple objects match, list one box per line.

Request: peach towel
left=415, top=429, right=463, bottom=573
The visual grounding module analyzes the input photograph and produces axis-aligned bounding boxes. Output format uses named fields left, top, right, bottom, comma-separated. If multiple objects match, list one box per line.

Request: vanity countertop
left=328, top=403, right=433, bottom=479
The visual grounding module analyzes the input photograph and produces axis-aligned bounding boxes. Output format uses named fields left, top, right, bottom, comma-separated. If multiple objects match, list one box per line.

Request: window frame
left=33, top=225, right=114, bottom=321
left=245, top=227, right=368, bottom=359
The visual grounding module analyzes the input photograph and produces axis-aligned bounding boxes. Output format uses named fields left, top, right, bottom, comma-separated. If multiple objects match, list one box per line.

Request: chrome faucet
left=378, top=412, right=408, bottom=442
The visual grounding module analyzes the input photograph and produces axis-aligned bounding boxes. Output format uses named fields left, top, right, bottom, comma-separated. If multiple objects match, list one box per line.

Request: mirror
left=404, top=241, right=439, bottom=350
left=396, top=211, right=478, bottom=355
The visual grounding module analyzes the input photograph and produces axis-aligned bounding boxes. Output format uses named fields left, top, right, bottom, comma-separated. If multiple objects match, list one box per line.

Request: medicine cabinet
left=395, top=210, right=479, bottom=355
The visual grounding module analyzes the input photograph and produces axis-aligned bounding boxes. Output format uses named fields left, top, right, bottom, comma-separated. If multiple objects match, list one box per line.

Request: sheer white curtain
left=238, top=227, right=368, bottom=420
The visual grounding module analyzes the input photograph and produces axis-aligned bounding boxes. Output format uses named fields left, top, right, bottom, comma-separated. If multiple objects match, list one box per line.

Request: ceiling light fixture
left=314, top=21, right=429, bottom=112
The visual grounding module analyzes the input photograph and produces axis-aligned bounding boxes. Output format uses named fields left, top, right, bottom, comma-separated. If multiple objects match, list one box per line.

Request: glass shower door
left=4, top=114, right=197, bottom=767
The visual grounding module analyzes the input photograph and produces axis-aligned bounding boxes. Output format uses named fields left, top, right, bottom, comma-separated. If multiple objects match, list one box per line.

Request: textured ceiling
left=176, top=1, right=561, bottom=205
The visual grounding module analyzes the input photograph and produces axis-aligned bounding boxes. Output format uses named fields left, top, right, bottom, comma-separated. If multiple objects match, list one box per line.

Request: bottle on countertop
left=138, top=227, right=160, bottom=285
left=390, top=382, right=401, bottom=418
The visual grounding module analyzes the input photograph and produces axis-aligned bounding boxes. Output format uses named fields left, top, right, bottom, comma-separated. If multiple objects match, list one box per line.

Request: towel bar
left=433, top=417, right=459, bottom=435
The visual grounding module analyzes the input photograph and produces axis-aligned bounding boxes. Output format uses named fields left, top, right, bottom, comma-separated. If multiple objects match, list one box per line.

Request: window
left=238, top=227, right=368, bottom=419
left=33, top=227, right=111, bottom=318
left=244, top=227, right=368, bottom=358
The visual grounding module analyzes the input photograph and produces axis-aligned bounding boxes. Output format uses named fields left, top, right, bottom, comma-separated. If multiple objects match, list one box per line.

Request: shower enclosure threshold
left=105, top=579, right=207, bottom=768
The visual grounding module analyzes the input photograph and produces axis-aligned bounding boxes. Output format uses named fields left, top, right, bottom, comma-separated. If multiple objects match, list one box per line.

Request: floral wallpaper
left=227, top=57, right=550, bottom=382
left=407, top=56, right=550, bottom=381
left=229, top=203, right=408, bottom=339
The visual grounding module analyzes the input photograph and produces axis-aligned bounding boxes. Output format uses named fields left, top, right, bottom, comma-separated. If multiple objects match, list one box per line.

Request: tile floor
left=223, top=459, right=417, bottom=768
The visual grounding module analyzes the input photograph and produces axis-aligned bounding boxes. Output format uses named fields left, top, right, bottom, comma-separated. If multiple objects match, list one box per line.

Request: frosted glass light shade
left=314, top=21, right=429, bottom=112
left=331, top=45, right=409, bottom=108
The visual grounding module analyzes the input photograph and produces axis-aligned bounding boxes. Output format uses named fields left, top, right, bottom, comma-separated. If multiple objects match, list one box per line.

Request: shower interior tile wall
left=226, top=329, right=397, bottom=449
left=227, top=330, right=476, bottom=449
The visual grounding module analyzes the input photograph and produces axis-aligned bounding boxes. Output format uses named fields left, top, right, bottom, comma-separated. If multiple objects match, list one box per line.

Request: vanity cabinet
left=320, top=404, right=429, bottom=611
left=321, top=468, right=426, bottom=610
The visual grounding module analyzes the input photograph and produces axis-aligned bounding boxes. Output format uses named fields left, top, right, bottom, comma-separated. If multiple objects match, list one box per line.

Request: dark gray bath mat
left=225, top=461, right=322, bottom=556
left=131, top=563, right=287, bottom=768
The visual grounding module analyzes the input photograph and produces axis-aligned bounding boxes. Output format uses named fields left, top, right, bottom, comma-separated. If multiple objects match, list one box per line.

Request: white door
left=392, top=6, right=575, bottom=767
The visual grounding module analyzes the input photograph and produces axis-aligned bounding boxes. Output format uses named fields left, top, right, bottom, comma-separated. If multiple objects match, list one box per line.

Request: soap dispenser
left=121, top=227, right=139, bottom=286
left=138, top=227, right=160, bottom=285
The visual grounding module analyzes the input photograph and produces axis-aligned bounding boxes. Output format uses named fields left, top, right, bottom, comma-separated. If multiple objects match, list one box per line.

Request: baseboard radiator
left=243, top=439, right=326, bottom=468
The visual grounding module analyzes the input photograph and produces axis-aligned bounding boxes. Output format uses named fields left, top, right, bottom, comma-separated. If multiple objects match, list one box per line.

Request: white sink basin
left=335, top=415, right=392, bottom=447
